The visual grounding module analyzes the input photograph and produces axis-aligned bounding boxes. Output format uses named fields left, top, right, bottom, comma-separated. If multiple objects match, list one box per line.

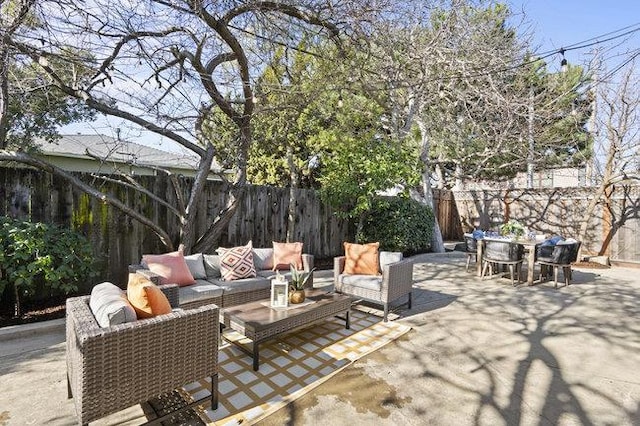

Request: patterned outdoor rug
left=143, top=309, right=411, bottom=425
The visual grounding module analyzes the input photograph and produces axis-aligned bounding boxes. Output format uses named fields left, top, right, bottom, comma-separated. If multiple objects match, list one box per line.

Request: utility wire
left=535, top=22, right=640, bottom=56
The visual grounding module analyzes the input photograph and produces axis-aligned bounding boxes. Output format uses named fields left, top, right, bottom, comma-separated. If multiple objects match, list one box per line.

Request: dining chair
left=481, top=238, right=524, bottom=286
left=536, top=240, right=581, bottom=288
left=463, top=234, right=478, bottom=272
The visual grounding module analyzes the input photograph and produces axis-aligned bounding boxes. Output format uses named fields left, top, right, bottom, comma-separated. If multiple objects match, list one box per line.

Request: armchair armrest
left=302, top=254, right=315, bottom=289
left=159, top=283, right=180, bottom=308
left=333, top=256, right=346, bottom=290
left=381, top=258, right=414, bottom=302
left=128, top=264, right=162, bottom=285
left=302, top=254, right=314, bottom=271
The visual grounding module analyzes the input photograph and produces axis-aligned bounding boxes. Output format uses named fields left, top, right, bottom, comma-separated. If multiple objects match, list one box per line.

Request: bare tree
left=346, top=0, right=592, bottom=252
left=578, top=56, right=640, bottom=258
left=353, top=1, right=535, bottom=250
left=1, top=0, right=379, bottom=253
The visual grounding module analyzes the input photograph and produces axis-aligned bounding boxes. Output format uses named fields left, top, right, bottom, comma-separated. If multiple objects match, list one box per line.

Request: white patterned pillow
left=216, top=242, right=257, bottom=281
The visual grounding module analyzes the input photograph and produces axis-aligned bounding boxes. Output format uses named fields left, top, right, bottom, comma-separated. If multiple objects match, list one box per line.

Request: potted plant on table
left=288, top=264, right=315, bottom=304
left=500, top=219, right=526, bottom=239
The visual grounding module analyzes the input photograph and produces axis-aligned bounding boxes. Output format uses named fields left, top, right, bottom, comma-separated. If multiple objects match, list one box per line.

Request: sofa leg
left=211, top=374, right=218, bottom=410
left=383, top=304, right=389, bottom=322
left=407, top=292, right=412, bottom=310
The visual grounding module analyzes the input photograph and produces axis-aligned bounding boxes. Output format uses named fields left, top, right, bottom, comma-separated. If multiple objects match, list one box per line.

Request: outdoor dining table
left=476, top=238, right=542, bottom=286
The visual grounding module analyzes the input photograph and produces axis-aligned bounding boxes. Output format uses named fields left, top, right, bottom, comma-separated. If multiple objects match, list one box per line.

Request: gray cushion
left=178, top=279, right=224, bottom=305
left=184, top=253, right=207, bottom=279
left=89, top=282, right=137, bottom=327
left=252, top=248, right=274, bottom=270
left=339, top=274, right=382, bottom=291
left=203, top=254, right=221, bottom=278
left=379, top=251, right=403, bottom=270
left=207, top=276, right=271, bottom=295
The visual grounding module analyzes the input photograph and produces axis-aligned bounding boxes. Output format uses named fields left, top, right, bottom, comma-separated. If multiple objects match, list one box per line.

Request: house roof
left=35, top=134, right=223, bottom=175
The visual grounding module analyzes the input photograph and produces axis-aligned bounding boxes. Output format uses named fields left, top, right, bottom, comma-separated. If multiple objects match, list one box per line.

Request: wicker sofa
left=334, top=251, right=413, bottom=322
left=66, top=284, right=218, bottom=425
left=132, top=248, right=315, bottom=309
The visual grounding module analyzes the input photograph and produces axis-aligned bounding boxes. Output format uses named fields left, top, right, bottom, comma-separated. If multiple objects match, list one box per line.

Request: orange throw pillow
left=142, top=250, right=195, bottom=287
left=344, top=242, right=380, bottom=276
left=127, top=273, right=172, bottom=319
left=272, top=241, right=303, bottom=270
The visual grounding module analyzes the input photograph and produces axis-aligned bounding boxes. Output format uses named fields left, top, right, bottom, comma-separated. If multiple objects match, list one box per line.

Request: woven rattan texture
left=66, top=293, right=219, bottom=425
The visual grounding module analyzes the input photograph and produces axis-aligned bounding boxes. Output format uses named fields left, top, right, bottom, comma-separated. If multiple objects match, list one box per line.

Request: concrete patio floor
left=1, top=252, right=639, bottom=425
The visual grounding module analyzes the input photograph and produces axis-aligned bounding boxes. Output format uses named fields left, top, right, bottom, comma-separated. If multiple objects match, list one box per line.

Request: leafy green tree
left=316, top=92, right=420, bottom=234
left=3, top=56, right=96, bottom=149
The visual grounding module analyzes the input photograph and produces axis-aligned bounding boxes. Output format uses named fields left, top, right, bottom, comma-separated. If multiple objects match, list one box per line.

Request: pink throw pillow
left=272, top=241, right=303, bottom=270
left=142, top=250, right=196, bottom=287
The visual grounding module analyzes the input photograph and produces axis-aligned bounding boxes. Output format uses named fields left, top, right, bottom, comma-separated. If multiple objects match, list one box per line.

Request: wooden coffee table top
left=220, top=289, right=351, bottom=340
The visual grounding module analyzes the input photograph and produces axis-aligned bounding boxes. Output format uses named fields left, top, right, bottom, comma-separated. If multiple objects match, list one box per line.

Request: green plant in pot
left=500, top=219, right=526, bottom=238
left=288, top=264, right=315, bottom=304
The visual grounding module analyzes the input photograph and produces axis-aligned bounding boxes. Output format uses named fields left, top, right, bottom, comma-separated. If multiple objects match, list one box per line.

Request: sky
left=509, top=0, right=640, bottom=68
left=61, top=0, right=640, bottom=152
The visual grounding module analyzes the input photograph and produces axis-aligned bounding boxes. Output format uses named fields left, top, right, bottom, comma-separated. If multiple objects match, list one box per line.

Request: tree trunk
left=416, top=120, right=445, bottom=253
left=526, top=87, right=535, bottom=189
left=13, top=282, right=21, bottom=318
left=286, top=146, right=299, bottom=243
left=191, top=187, right=242, bottom=253
left=0, top=47, right=9, bottom=149
left=180, top=144, right=216, bottom=254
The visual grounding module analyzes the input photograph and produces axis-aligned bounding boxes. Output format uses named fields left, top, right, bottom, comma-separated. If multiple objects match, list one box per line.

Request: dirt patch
left=0, top=297, right=66, bottom=328
left=573, top=261, right=611, bottom=269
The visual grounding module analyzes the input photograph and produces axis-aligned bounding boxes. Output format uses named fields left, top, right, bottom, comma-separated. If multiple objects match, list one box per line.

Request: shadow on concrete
left=411, top=265, right=639, bottom=425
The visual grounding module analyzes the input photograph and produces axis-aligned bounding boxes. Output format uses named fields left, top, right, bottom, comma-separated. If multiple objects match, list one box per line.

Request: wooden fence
left=432, top=189, right=464, bottom=240
left=0, top=166, right=353, bottom=286
left=6, top=163, right=633, bottom=292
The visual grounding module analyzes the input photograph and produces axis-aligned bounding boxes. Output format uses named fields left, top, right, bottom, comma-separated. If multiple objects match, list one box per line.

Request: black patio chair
left=463, top=234, right=478, bottom=272
left=481, top=238, right=524, bottom=286
left=536, top=241, right=581, bottom=288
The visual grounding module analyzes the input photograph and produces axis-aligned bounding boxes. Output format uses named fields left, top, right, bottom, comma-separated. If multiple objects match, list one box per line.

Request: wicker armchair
left=334, top=253, right=413, bottom=322
left=536, top=240, right=581, bottom=288
left=66, top=284, right=219, bottom=425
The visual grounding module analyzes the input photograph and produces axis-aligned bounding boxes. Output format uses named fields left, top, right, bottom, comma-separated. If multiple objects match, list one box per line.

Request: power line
left=535, top=22, right=640, bottom=57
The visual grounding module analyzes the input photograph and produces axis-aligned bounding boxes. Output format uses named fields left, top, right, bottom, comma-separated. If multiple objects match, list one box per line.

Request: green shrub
left=0, top=217, right=97, bottom=316
left=357, top=197, right=434, bottom=254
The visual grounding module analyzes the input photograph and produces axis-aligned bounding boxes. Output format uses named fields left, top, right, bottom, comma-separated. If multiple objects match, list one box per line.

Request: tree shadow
left=412, top=259, right=639, bottom=425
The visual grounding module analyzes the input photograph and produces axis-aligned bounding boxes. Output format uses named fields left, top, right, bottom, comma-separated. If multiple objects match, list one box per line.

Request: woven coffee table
left=220, top=289, right=352, bottom=371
